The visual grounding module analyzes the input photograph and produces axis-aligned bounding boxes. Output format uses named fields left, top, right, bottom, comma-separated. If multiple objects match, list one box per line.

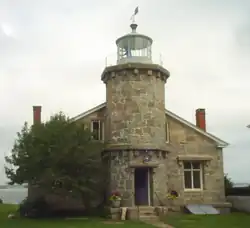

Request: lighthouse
left=101, top=12, right=170, bottom=209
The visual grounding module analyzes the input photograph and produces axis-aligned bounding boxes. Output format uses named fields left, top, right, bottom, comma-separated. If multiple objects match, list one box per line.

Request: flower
left=110, top=191, right=122, bottom=201
left=167, top=190, right=179, bottom=200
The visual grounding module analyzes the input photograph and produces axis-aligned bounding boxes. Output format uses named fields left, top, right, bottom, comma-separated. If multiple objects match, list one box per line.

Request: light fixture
left=143, top=155, right=150, bottom=163
left=143, top=151, right=152, bottom=163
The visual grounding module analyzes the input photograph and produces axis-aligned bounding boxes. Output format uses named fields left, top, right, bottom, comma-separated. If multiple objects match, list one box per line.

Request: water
left=0, top=188, right=27, bottom=204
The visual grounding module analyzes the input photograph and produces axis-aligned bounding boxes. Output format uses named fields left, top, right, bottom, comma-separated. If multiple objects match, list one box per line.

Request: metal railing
left=104, top=52, right=166, bottom=67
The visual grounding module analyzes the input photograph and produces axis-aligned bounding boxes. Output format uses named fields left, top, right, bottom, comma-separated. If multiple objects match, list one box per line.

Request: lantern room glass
left=116, top=35, right=152, bottom=64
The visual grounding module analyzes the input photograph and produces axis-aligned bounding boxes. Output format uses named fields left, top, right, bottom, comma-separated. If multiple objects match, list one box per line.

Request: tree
left=224, top=174, right=234, bottom=189
left=5, top=112, right=106, bottom=207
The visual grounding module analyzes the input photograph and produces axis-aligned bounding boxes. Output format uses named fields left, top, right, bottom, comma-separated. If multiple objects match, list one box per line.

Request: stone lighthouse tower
left=101, top=20, right=170, bottom=209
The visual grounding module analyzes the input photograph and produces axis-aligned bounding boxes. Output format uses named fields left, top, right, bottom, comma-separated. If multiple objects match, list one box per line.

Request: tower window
left=91, top=120, right=104, bottom=141
left=166, top=121, right=170, bottom=142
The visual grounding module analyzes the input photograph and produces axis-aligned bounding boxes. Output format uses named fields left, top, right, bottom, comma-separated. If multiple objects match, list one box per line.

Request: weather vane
left=130, top=6, right=139, bottom=23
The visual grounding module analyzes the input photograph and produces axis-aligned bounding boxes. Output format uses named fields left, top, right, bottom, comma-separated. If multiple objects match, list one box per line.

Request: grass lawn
left=164, top=213, right=250, bottom=228
left=0, top=204, right=154, bottom=228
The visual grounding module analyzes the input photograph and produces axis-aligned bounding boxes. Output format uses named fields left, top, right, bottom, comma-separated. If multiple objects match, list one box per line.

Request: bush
left=0, top=198, right=3, bottom=204
left=18, top=196, right=109, bottom=219
left=226, top=187, right=250, bottom=196
left=50, top=200, right=108, bottom=218
left=224, top=174, right=234, bottom=189
left=19, top=197, right=51, bottom=218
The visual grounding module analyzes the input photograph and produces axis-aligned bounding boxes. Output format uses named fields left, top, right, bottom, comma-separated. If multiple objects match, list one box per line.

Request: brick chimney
left=33, top=106, right=42, bottom=124
left=196, top=108, right=206, bottom=131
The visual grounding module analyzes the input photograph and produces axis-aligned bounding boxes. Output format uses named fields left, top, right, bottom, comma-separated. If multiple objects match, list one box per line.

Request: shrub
left=0, top=198, right=3, bottom=204
left=224, top=174, right=234, bottom=189
left=19, top=197, right=51, bottom=218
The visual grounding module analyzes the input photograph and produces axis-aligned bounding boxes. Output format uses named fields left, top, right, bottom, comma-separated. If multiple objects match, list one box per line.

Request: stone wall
left=72, top=59, right=226, bottom=208
left=102, top=63, right=169, bottom=150
left=72, top=105, right=226, bottom=208
left=108, top=151, right=133, bottom=207
left=105, top=149, right=168, bottom=207
left=75, top=106, right=106, bottom=131
left=227, top=196, right=250, bottom=213
left=101, top=63, right=170, bottom=207
left=166, top=115, right=226, bottom=206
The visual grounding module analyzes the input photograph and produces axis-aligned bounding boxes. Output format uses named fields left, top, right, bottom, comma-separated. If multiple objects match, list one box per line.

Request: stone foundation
left=211, top=202, right=232, bottom=214
left=107, top=202, right=231, bottom=221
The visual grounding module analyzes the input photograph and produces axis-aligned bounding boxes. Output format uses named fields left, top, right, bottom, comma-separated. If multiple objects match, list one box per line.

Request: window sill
left=184, top=189, right=203, bottom=192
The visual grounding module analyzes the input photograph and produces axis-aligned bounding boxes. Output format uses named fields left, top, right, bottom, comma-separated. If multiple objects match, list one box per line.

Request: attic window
left=91, top=120, right=104, bottom=141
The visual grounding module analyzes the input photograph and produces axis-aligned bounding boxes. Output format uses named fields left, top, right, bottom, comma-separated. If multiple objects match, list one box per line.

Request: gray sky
left=1, top=0, right=250, bottom=184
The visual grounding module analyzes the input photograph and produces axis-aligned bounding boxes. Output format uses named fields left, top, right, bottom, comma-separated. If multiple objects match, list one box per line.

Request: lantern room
left=116, top=23, right=153, bottom=65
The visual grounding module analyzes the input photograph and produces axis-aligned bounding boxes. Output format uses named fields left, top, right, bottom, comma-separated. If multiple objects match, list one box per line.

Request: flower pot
left=112, top=200, right=121, bottom=208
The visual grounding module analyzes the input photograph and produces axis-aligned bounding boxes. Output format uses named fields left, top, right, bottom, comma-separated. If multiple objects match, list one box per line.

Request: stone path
left=102, top=221, right=124, bottom=224
left=143, top=220, right=174, bottom=228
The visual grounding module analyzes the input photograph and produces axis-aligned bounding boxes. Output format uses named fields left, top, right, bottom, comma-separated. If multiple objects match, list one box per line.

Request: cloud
left=1, top=0, right=250, bottom=184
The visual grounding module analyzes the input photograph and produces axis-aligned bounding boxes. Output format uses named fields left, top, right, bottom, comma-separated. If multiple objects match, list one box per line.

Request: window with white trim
left=91, top=120, right=104, bottom=141
left=183, top=161, right=203, bottom=190
left=165, top=121, right=170, bottom=142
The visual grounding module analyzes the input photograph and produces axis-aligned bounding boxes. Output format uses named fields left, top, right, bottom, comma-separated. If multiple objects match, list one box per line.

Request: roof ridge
left=70, top=102, right=229, bottom=147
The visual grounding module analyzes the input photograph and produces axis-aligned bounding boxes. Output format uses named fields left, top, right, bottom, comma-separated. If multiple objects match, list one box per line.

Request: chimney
left=33, top=106, right=42, bottom=124
left=196, top=108, right=206, bottom=131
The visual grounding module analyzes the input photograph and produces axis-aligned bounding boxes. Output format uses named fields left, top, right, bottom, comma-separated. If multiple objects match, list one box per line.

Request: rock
left=8, top=213, right=15, bottom=219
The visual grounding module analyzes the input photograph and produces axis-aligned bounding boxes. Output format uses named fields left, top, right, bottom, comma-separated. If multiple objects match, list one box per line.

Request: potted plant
left=167, top=190, right=179, bottom=211
left=110, top=191, right=122, bottom=208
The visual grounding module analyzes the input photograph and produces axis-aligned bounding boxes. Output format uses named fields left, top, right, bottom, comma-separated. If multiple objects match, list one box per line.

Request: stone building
left=33, top=22, right=231, bottom=217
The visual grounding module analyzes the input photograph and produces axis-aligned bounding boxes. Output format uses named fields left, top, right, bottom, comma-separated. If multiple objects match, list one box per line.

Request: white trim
left=98, top=120, right=101, bottom=140
left=147, top=168, right=151, bottom=206
left=102, top=121, right=105, bottom=141
left=184, top=189, right=203, bottom=192
left=183, top=162, right=203, bottom=191
left=90, top=120, right=102, bottom=140
left=70, top=103, right=106, bottom=122
left=70, top=102, right=229, bottom=147
left=90, top=120, right=93, bottom=132
left=165, top=121, right=170, bottom=143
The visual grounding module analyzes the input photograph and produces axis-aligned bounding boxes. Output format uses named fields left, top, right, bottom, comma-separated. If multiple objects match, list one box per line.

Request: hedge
left=226, top=187, right=250, bottom=196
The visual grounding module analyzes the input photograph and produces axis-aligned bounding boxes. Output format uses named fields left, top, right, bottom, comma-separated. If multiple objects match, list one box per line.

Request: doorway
left=134, top=168, right=151, bottom=206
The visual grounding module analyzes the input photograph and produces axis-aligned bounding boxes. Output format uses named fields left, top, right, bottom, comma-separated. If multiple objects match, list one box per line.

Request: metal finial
left=130, top=23, right=138, bottom=32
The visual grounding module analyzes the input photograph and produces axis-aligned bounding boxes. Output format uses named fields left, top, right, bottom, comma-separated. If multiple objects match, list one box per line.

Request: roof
left=70, top=102, right=229, bottom=148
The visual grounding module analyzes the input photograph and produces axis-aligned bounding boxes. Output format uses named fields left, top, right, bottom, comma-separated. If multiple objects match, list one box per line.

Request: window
left=183, top=161, right=203, bottom=190
left=91, top=120, right=104, bottom=140
left=165, top=121, right=169, bottom=142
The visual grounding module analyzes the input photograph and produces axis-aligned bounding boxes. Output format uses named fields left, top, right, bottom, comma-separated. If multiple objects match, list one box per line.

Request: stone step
left=138, top=206, right=157, bottom=218
left=138, top=206, right=155, bottom=212
left=139, top=211, right=156, bottom=216
left=138, top=206, right=154, bottom=209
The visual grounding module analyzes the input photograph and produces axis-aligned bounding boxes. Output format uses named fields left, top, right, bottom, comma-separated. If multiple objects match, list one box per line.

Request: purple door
left=134, top=168, right=149, bottom=205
